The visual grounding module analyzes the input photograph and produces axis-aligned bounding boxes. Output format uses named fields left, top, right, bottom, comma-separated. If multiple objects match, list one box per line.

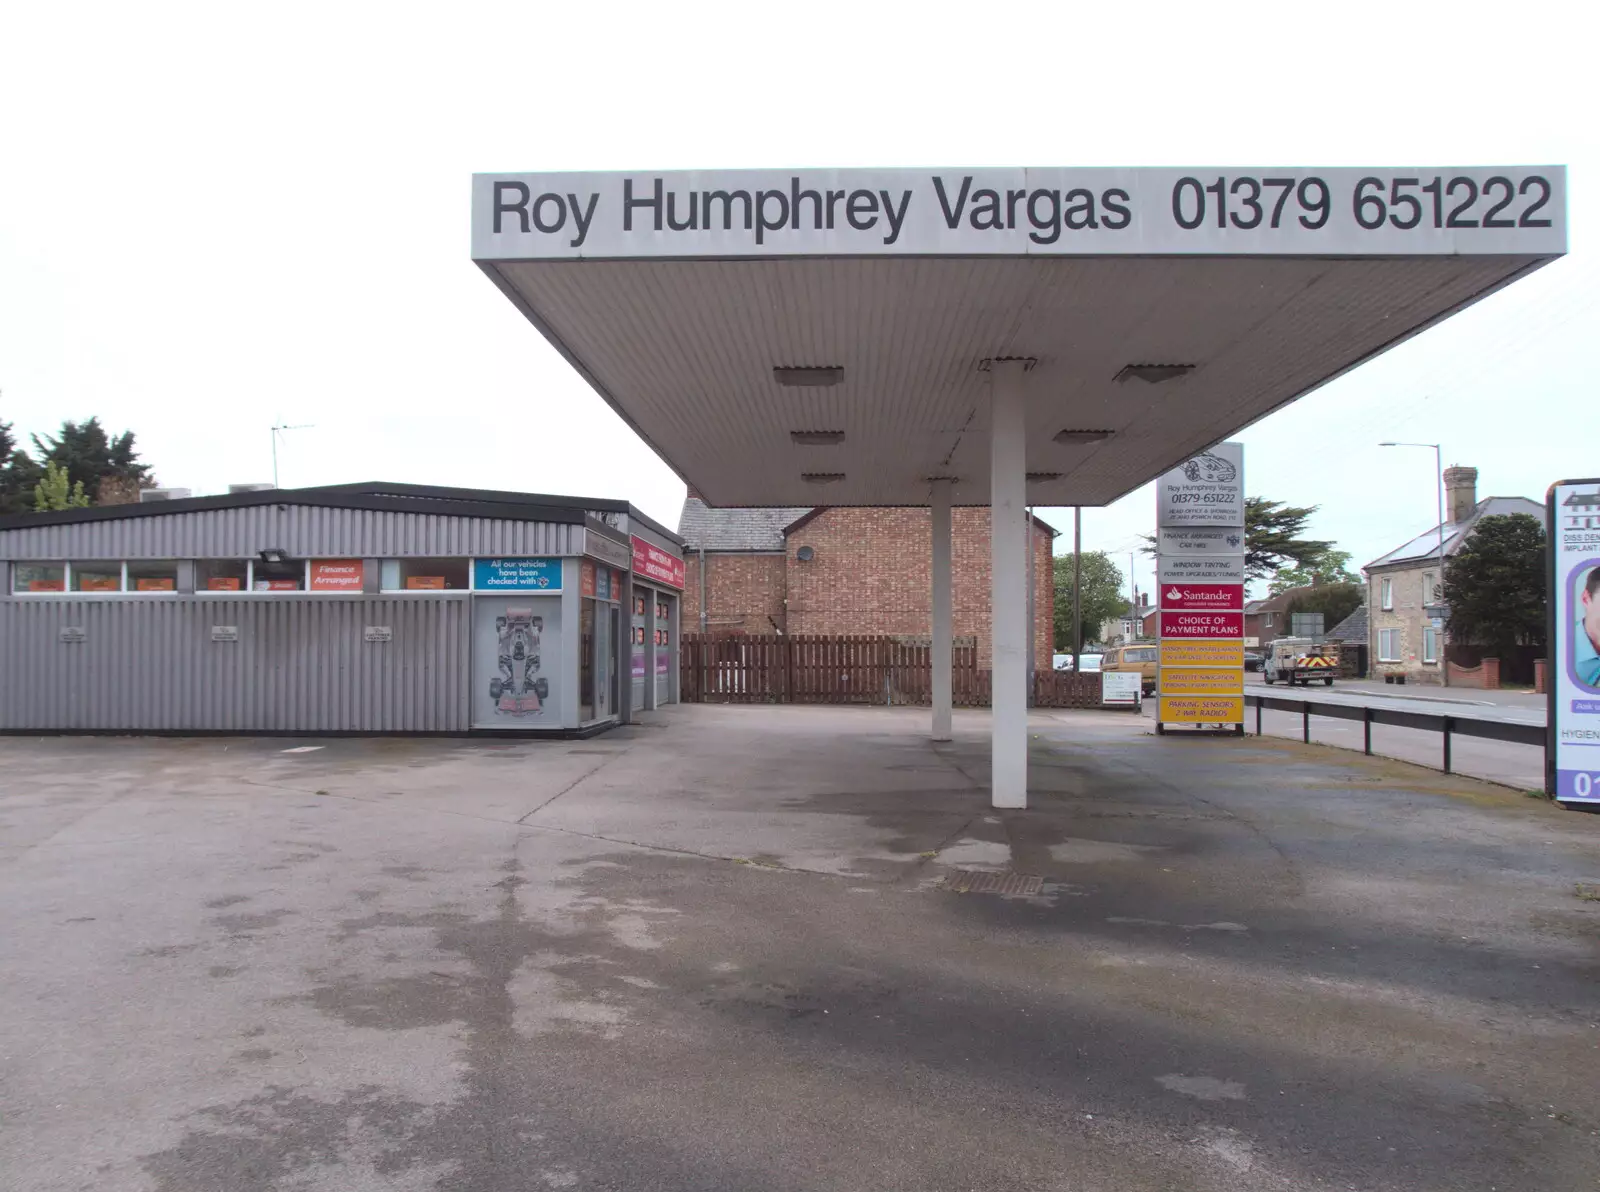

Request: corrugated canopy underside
left=487, top=254, right=1546, bottom=507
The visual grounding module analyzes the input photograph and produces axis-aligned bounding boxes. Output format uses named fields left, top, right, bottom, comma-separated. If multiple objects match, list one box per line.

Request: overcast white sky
left=1, top=2, right=1594, bottom=601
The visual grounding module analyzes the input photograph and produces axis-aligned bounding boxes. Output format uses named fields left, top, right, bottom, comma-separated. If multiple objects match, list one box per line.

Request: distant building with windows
left=1562, top=488, right=1600, bottom=531
left=1363, top=466, right=1542, bottom=684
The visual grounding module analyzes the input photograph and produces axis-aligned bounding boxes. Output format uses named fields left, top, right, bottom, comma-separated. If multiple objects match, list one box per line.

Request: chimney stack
left=1443, top=466, right=1478, bottom=526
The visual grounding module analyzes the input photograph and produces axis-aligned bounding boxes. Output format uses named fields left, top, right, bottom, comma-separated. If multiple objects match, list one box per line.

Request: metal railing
left=1243, top=693, right=1545, bottom=776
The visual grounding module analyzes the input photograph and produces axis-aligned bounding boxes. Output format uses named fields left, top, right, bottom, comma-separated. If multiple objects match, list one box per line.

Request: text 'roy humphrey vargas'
left=490, top=174, right=1133, bottom=248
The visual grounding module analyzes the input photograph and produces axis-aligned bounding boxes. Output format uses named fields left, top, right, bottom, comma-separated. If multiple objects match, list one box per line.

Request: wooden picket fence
left=680, top=634, right=1102, bottom=708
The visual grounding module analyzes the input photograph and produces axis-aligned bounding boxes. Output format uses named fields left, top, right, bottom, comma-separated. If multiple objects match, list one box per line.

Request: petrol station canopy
left=473, top=167, right=1566, bottom=508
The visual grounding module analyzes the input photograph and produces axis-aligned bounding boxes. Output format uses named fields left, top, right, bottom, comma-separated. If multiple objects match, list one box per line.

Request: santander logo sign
left=1160, top=583, right=1243, bottom=611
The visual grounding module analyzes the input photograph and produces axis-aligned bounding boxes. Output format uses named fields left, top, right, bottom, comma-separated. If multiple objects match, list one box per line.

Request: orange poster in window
left=207, top=577, right=242, bottom=591
left=29, top=579, right=65, bottom=592
left=406, top=575, right=446, bottom=590
left=310, top=560, right=363, bottom=591
left=136, top=578, right=176, bottom=591
left=580, top=559, right=596, bottom=598
left=78, top=575, right=120, bottom=592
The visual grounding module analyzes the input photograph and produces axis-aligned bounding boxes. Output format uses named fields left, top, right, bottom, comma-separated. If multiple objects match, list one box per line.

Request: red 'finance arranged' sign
left=1159, top=610, right=1244, bottom=639
left=1160, top=583, right=1243, bottom=611
left=631, top=536, right=686, bottom=589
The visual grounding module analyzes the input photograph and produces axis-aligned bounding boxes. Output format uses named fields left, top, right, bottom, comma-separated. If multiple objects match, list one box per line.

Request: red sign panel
left=1160, top=583, right=1243, bottom=611
left=631, top=536, right=686, bottom=589
left=1160, top=610, right=1244, bottom=639
left=310, top=560, right=364, bottom=592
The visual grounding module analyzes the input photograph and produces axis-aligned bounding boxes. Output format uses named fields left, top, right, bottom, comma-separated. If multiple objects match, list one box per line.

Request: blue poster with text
left=473, top=557, right=562, bottom=591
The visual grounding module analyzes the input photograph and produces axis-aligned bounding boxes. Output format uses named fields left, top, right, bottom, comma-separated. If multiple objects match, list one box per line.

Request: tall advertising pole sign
left=1549, top=478, right=1600, bottom=806
left=1157, top=443, right=1246, bottom=731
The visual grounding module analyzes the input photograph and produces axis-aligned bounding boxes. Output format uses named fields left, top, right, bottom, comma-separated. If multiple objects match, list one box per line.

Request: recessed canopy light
left=1054, top=429, right=1115, bottom=444
left=774, top=366, right=844, bottom=387
left=790, top=430, right=845, bottom=445
left=1026, top=472, right=1062, bottom=483
left=1115, top=363, right=1194, bottom=384
left=801, top=472, right=845, bottom=485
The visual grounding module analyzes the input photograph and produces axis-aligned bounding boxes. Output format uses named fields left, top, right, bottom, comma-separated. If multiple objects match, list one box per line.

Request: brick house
left=1363, top=466, right=1543, bottom=684
left=1242, top=585, right=1320, bottom=649
left=679, top=495, right=1054, bottom=667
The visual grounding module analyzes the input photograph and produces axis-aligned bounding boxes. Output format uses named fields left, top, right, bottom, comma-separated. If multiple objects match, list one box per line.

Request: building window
left=198, top=560, right=249, bottom=592
left=127, top=560, right=178, bottom=592
left=70, top=561, right=123, bottom=592
left=1422, top=571, right=1437, bottom=603
left=1262, top=612, right=1274, bottom=628
left=1378, top=628, right=1402, bottom=662
left=1380, top=577, right=1394, bottom=610
left=381, top=558, right=470, bottom=591
left=13, top=563, right=66, bottom=593
left=252, top=558, right=305, bottom=592
left=1422, top=625, right=1438, bottom=664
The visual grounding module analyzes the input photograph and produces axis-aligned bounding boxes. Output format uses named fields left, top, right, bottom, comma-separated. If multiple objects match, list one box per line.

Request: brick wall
left=781, top=507, right=1054, bottom=667
left=681, top=553, right=786, bottom=635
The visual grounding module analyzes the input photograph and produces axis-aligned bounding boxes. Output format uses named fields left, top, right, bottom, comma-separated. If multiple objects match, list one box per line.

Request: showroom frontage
left=0, top=482, right=684, bottom=735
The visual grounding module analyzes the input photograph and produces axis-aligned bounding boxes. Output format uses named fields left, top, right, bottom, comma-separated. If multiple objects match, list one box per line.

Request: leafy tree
left=1240, top=498, right=1331, bottom=581
left=0, top=410, right=43, bottom=515
left=1053, top=551, right=1125, bottom=649
left=1441, top=513, right=1546, bottom=655
left=1144, top=496, right=1330, bottom=581
left=1285, top=582, right=1363, bottom=636
left=31, top=417, right=154, bottom=505
left=1268, top=547, right=1360, bottom=594
left=33, top=461, right=90, bottom=511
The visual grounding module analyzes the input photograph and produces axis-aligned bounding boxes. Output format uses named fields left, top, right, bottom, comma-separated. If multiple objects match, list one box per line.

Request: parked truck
left=1262, top=637, right=1339, bottom=686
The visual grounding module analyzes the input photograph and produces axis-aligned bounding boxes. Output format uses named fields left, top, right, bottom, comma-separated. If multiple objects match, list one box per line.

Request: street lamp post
left=1380, top=441, right=1448, bottom=688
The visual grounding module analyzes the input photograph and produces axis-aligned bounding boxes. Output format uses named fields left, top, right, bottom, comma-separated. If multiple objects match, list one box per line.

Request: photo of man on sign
left=1574, top=565, right=1600, bottom=689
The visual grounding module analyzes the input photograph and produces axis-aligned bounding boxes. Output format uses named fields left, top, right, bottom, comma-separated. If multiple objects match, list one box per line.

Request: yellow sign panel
left=1158, top=695, right=1244, bottom=724
left=1161, top=640, right=1244, bottom=668
left=1160, top=668, right=1244, bottom=696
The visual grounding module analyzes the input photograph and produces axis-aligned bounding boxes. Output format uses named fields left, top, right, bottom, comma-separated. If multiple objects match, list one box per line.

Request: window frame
left=1422, top=570, right=1437, bottom=604
left=11, top=562, right=69, bottom=595
left=196, top=559, right=253, bottom=595
left=1422, top=625, right=1438, bottom=664
left=1380, top=576, right=1394, bottom=610
left=125, top=559, right=180, bottom=594
left=1378, top=628, right=1402, bottom=662
left=379, top=558, right=472, bottom=594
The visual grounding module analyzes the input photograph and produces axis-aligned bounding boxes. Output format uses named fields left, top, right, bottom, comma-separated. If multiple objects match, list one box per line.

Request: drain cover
left=943, top=870, right=1043, bottom=897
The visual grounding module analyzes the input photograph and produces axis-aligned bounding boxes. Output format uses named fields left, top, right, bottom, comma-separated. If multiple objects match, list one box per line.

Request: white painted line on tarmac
left=281, top=745, right=325, bottom=754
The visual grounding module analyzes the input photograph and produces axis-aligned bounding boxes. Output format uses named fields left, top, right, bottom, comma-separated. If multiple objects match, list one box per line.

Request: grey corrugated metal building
left=0, top=482, right=685, bottom=734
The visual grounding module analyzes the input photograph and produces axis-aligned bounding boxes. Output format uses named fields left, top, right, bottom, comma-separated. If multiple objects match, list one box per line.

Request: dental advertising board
left=1550, top=479, right=1600, bottom=805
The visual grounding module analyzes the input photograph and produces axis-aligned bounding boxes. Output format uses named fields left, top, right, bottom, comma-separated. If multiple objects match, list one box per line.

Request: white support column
left=989, top=359, right=1029, bottom=809
left=930, top=478, right=953, bottom=742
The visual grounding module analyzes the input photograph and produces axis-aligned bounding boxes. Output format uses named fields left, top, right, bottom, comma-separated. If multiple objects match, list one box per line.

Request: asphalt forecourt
left=4, top=704, right=1597, bottom=1191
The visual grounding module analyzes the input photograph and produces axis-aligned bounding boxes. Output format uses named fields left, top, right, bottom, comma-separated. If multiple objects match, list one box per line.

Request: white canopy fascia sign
left=472, top=167, right=1566, bottom=260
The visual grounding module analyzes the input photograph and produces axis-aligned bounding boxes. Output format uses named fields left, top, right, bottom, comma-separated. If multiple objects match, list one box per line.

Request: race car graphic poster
left=1551, top=480, right=1600, bottom=804
left=472, top=596, right=562, bottom=727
